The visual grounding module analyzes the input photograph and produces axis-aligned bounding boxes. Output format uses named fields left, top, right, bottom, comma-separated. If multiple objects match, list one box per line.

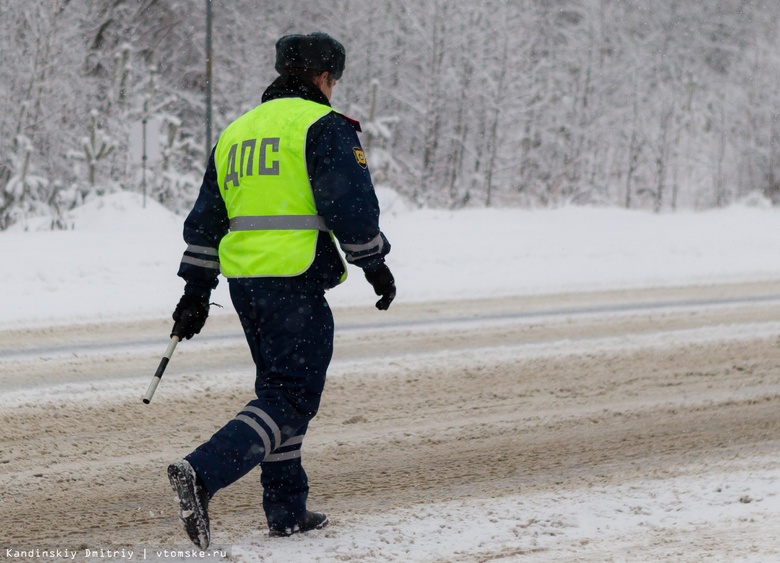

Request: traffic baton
left=142, top=335, right=180, bottom=404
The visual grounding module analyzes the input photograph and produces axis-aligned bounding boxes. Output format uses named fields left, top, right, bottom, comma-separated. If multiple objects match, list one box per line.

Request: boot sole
left=167, top=462, right=210, bottom=549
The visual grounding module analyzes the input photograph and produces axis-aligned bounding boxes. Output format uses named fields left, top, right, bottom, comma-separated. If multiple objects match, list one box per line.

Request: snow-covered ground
left=2, top=190, right=780, bottom=562
left=229, top=462, right=780, bottom=562
left=4, top=189, right=779, bottom=328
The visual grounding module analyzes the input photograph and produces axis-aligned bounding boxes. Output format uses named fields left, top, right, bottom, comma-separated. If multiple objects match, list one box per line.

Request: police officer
left=166, top=32, right=395, bottom=549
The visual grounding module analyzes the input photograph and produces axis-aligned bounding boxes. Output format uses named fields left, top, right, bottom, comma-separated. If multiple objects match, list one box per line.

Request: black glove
left=364, top=263, right=396, bottom=310
left=171, top=293, right=210, bottom=339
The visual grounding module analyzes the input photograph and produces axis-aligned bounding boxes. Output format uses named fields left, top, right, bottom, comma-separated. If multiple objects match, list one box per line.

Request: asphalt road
left=1, top=280, right=779, bottom=560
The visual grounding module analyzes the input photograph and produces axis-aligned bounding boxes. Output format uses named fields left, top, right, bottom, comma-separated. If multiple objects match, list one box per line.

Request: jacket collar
left=261, top=74, right=331, bottom=106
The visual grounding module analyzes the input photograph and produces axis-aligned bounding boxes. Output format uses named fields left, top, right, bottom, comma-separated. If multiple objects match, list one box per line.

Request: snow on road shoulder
left=2, top=189, right=780, bottom=327
left=4, top=191, right=188, bottom=328
left=344, top=200, right=780, bottom=307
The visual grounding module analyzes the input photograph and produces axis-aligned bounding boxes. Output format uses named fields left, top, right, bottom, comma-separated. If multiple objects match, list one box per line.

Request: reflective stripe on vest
left=229, top=215, right=329, bottom=231
left=214, top=98, right=347, bottom=281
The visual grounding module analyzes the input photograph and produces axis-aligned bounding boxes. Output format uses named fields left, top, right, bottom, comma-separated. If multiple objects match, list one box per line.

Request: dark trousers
left=186, top=280, right=334, bottom=529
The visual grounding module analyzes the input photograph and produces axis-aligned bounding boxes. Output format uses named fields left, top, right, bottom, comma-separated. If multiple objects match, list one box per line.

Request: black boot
left=269, top=510, right=329, bottom=537
left=168, top=460, right=211, bottom=549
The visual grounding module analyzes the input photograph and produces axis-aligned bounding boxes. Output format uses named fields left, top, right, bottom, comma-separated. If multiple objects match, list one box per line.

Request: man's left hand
left=364, top=263, right=396, bottom=310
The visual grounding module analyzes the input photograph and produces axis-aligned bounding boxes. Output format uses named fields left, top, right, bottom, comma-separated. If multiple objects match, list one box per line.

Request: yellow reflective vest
left=214, top=98, right=346, bottom=281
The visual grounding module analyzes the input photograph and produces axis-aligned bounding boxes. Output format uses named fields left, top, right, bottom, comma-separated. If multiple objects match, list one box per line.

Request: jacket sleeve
left=306, top=113, right=391, bottom=270
left=176, top=147, right=229, bottom=296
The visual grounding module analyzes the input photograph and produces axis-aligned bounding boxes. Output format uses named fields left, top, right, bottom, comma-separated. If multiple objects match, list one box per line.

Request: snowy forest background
left=2, top=0, right=780, bottom=230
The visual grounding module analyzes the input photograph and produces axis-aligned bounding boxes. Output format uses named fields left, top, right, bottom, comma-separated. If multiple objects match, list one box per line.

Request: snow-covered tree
left=2, top=0, right=780, bottom=230
left=0, top=135, right=51, bottom=229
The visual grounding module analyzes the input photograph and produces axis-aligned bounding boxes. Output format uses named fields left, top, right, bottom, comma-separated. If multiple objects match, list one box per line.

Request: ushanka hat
left=275, top=32, right=346, bottom=80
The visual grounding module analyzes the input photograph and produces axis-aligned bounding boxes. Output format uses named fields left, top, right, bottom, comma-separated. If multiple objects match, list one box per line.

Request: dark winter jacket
left=177, top=74, right=390, bottom=296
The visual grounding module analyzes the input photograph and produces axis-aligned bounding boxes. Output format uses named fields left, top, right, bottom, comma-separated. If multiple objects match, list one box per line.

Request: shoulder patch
left=339, top=113, right=362, bottom=132
left=353, top=147, right=368, bottom=169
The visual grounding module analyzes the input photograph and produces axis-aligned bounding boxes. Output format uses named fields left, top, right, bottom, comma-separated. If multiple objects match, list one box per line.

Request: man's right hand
left=364, top=263, right=396, bottom=310
left=171, top=293, right=210, bottom=339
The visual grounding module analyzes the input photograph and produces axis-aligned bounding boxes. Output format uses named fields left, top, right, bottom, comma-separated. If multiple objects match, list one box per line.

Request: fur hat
left=275, top=32, right=346, bottom=80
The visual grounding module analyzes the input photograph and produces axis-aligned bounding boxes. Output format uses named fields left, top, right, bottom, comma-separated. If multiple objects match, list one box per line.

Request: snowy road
left=1, top=281, right=780, bottom=562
